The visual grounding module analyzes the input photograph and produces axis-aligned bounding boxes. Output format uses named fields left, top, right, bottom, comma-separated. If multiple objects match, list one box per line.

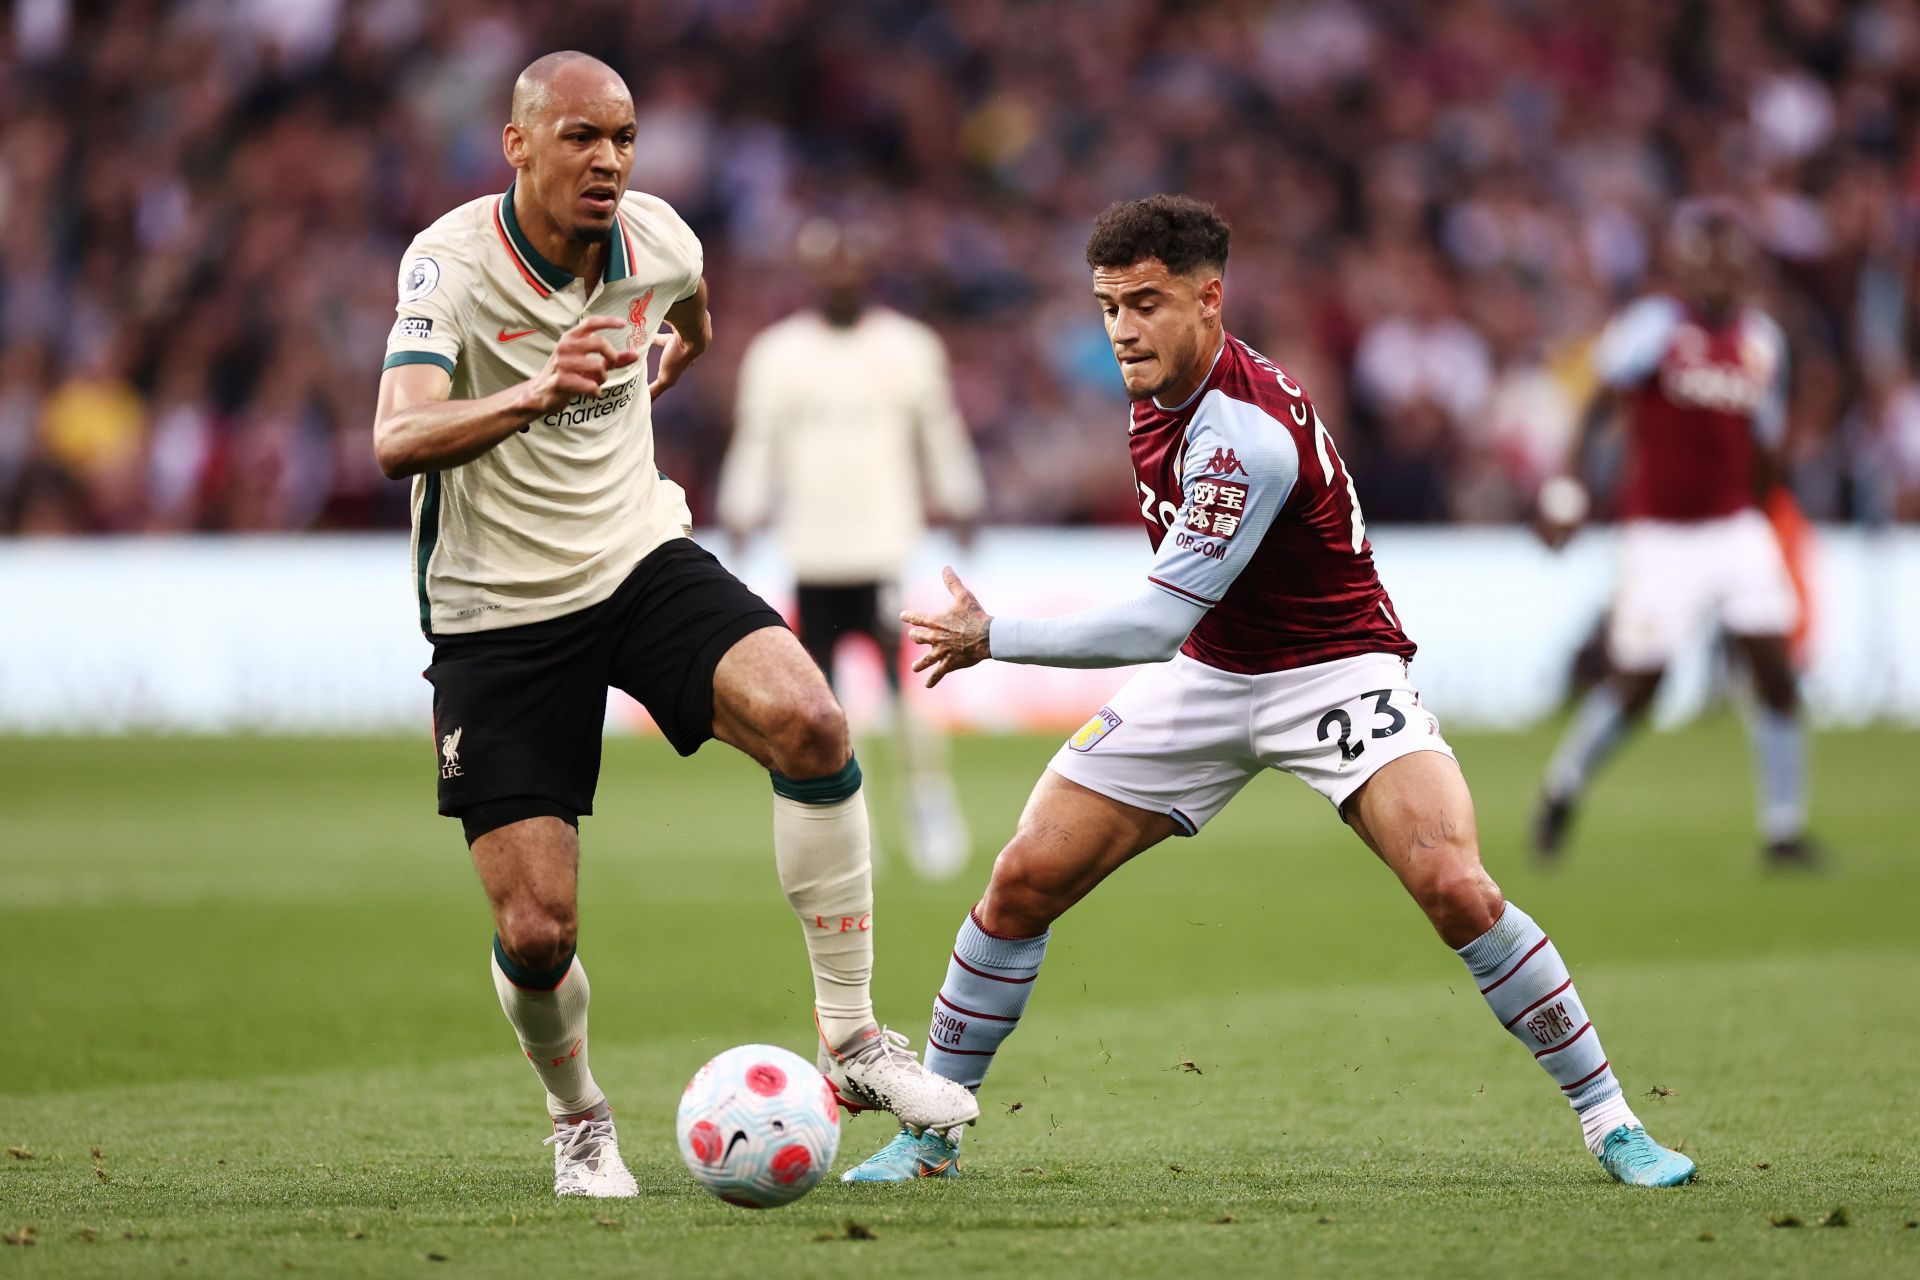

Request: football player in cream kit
left=844, top=196, right=1693, bottom=1189
left=719, top=220, right=986, bottom=880
left=373, top=52, right=975, bottom=1199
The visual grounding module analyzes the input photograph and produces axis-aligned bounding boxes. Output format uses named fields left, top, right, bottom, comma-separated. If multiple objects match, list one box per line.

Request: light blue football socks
left=1544, top=684, right=1629, bottom=803
left=1457, top=902, right=1690, bottom=1181
left=922, top=910, right=1049, bottom=1091
left=1456, top=903, right=1622, bottom=1121
left=1752, top=705, right=1806, bottom=843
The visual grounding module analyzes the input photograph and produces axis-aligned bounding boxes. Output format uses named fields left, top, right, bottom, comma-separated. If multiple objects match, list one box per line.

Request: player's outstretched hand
left=648, top=326, right=696, bottom=401
left=901, top=566, right=993, bottom=688
left=525, top=316, right=638, bottom=414
left=1534, top=476, right=1589, bottom=552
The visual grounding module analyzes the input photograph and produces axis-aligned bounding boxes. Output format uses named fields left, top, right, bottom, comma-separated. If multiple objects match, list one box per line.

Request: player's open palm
left=902, top=567, right=992, bottom=688
left=528, top=316, right=637, bottom=413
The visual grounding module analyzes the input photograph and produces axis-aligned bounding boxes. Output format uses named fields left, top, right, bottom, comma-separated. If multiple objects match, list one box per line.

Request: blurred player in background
left=1535, top=207, right=1816, bottom=868
left=371, top=53, right=975, bottom=1199
left=719, top=220, right=986, bottom=879
left=843, top=196, right=1694, bottom=1189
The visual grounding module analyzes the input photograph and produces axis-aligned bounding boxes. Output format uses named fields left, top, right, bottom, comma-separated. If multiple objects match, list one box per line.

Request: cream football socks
left=771, top=758, right=877, bottom=1046
left=490, top=937, right=605, bottom=1120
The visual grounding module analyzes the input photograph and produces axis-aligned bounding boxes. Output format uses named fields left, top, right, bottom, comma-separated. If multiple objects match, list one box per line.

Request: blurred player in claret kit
left=1534, top=205, right=1818, bottom=868
left=842, top=195, right=1694, bottom=1188
left=371, top=52, right=975, bottom=1199
left=718, top=219, right=985, bottom=879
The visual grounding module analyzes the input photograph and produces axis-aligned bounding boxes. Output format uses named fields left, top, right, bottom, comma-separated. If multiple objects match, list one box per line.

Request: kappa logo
left=1205, top=447, right=1248, bottom=477
left=1068, top=707, right=1123, bottom=752
left=440, top=726, right=464, bottom=778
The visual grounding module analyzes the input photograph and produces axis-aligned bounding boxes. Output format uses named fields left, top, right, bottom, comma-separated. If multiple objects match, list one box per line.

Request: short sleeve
left=382, top=237, right=466, bottom=378
left=1145, top=392, right=1300, bottom=608
left=674, top=219, right=704, bottom=301
left=1592, top=295, right=1681, bottom=390
left=647, top=195, right=704, bottom=301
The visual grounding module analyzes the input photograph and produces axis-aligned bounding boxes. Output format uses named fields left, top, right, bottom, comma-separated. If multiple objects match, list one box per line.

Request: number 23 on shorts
left=1316, top=688, right=1411, bottom=765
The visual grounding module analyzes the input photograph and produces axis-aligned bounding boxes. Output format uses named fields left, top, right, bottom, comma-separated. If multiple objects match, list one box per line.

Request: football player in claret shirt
left=1534, top=206, right=1815, bottom=868
left=841, top=195, right=1693, bottom=1188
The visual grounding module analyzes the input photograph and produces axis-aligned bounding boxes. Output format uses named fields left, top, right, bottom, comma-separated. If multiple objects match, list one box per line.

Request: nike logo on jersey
left=497, top=327, right=539, bottom=342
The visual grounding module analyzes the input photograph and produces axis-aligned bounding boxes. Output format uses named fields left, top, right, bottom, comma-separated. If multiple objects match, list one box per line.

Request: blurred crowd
left=6, top=0, right=1920, bottom=536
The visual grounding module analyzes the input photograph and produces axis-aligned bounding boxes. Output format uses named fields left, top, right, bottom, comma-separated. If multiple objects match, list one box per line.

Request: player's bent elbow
left=372, top=425, right=409, bottom=479
left=372, top=425, right=428, bottom=480
left=1149, top=630, right=1188, bottom=662
left=374, top=444, right=411, bottom=481
left=1139, top=620, right=1193, bottom=663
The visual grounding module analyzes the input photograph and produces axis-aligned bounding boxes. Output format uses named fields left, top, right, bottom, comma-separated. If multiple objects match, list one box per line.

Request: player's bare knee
left=979, top=841, right=1069, bottom=936
left=772, top=691, right=851, bottom=779
left=496, top=901, right=577, bottom=974
left=1400, top=818, right=1498, bottom=939
left=1416, top=862, right=1503, bottom=945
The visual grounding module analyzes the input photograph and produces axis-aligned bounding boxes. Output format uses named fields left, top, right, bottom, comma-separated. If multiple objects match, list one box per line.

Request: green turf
left=2, top=722, right=1916, bottom=1277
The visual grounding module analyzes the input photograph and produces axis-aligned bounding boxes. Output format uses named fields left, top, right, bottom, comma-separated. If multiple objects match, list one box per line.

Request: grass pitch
left=2, top=721, right=1917, bottom=1278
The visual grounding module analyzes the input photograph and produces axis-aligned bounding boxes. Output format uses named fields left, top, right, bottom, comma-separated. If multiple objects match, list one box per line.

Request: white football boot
left=543, top=1107, right=639, bottom=1198
left=817, top=1018, right=980, bottom=1137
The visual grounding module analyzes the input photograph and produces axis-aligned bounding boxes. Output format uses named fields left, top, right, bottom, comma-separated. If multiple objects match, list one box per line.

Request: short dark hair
left=1084, top=195, right=1230, bottom=276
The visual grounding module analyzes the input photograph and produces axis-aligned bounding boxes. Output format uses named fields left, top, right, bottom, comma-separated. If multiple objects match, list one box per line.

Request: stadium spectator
left=3, top=0, right=1920, bottom=533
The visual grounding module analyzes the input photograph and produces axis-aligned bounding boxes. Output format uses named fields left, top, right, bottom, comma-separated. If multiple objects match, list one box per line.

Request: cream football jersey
left=717, top=308, right=985, bottom=584
left=383, top=180, right=700, bottom=634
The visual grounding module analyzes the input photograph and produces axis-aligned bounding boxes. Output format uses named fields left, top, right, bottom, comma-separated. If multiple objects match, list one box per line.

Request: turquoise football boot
left=840, top=1125, right=960, bottom=1182
left=1597, top=1125, right=1696, bottom=1187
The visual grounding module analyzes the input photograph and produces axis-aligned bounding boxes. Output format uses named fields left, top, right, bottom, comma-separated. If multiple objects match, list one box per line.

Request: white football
left=676, top=1043, right=842, bottom=1208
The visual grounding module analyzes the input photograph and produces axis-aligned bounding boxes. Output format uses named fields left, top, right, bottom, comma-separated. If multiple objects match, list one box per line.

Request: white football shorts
left=1607, top=509, right=1799, bottom=672
left=1046, top=651, right=1456, bottom=834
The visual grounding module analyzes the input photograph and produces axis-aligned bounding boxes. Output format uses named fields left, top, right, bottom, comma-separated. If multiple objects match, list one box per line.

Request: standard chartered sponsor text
left=539, top=379, right=636, bottom=429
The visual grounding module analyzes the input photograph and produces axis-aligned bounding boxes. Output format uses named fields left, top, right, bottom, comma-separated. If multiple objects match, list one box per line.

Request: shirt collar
left=1151, top=334, right=1228, bottom=413
left=493, top=179, right=633, bottom=296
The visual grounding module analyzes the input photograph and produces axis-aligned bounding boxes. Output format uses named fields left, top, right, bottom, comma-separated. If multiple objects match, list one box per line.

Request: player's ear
left=1198, top=273, right=1224, bottom=324
left=502, top=122, right=527, bottom=170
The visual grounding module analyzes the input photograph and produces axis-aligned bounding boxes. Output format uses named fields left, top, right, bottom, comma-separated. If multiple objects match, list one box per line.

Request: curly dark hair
left=1084, top=195, right=1230, bottom=276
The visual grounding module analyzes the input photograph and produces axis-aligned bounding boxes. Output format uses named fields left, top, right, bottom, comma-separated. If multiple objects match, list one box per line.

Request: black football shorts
left=424, top=538, right=787, bottom=820
left=795, top=581, right=899, bottom=692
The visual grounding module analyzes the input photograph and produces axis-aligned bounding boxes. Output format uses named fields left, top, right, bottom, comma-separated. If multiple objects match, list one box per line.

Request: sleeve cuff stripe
left=383, top=351, right=456, bottom=375
left=1147, top=576, right=1217, bottom=606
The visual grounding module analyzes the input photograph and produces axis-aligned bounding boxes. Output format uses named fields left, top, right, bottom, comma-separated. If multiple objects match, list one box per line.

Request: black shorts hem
left=437, top=771, right=595, bottom=820
left=661, top=609, right=786, bottom=757
left=458, top=794, right=581, bottom=844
